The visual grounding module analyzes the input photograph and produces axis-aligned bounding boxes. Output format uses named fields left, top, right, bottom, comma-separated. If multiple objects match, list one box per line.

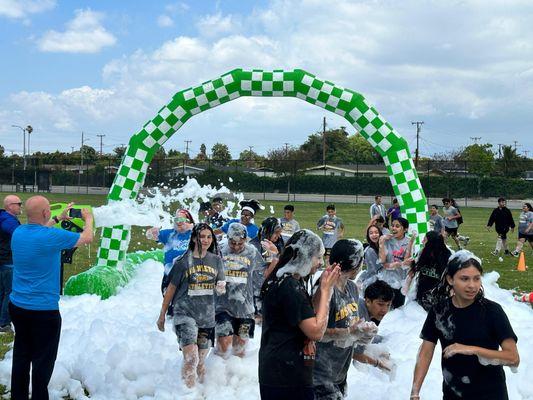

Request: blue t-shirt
left=158, top=228, right=192, bottom=266
left=10, top=224, right=80, bottom=311
left=221, top=218, right=259, bottom=240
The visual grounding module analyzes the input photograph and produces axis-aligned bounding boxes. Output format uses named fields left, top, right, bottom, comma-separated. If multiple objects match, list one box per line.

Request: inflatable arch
left=64, top=69, right=429, bottom=298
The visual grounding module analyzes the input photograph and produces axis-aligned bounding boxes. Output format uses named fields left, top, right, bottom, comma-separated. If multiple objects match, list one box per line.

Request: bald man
left=9, top=195, right=93, bottom=400
left=0, top=195, right=22, bottom=332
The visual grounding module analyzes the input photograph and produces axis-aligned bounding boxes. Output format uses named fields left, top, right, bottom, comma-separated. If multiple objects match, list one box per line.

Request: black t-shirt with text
left=421, top=297, right=517, bottom=400
left=259, top=275, right=316, bottom=388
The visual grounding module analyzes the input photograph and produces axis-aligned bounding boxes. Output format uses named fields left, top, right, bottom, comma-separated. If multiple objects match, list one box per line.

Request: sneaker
left=0, top=324, right=12, bottom=333
left=491, top=250, right=499, bottom=256
left=511, top=251, right=520, bottom=257
left=463, top=236, right=470, bottom=246
left=504, top=250, right=510, bottom=255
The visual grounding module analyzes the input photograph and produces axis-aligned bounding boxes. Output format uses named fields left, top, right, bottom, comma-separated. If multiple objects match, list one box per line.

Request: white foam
left=0, top=262, right=532, bottom=399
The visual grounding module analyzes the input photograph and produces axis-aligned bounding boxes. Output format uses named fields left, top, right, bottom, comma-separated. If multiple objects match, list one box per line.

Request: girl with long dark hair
left=378, top=217, right=415, bottom=308
left=411, top=230, right=452, bottom=311
left=156, top=223, right=225, bottom=388
left=359, top=224, right=383, bottom=289
left=259, top=230, right=340, bottom=400
left=411, top=250, right=519, bottom=400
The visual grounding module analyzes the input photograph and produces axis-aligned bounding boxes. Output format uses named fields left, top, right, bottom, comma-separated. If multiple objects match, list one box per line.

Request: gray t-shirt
left=171, top=251, right=225, bottom=328
left=430, top=214, right=444, bottom=233
left=360, top=246, right=382, bottom=288
left=314, top=280, right=360, bottom=387
left=378, top=236, right=411, bottom=289
left=317, top=215, right=343, bottom=248
left=443, top=206, right=459, bottom=229
left=370, top=203, right=386, bottom=219
left=279, top=217, right=301, bottom=242
left=518, top=211, right=533, bottom=234
left=217, top=243, right=263, bottom=318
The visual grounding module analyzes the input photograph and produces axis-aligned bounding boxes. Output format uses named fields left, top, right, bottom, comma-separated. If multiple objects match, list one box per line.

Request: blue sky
left=1, top=0, right=533, bottom=159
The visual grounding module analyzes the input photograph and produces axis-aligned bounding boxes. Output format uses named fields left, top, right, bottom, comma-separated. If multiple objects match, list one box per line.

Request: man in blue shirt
left=0, top=195, right=22, bottom=332
left=10, top=195, right=94, bottom=400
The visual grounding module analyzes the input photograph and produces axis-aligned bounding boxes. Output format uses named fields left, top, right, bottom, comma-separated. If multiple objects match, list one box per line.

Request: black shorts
left=518, top=232, right=533, bottom=242
left=496, top=228, right=510, bottom=240
left=175, top=320, right=215, bottom=350
left=444, top=227, right=458, bottom=236
left=215, top=311, right=255, bottom=339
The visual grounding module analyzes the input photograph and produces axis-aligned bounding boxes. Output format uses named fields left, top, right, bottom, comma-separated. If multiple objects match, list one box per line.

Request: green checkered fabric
left=96, top=69, right=429, bottom=267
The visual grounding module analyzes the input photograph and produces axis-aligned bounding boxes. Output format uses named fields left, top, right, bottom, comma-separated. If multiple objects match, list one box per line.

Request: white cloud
left=38, top=9, right=116, bottom=53
left=196, top=12, right=238, bottom=37
left=157, top=14, right=174, bottom=28
left=0, top=0, right=55, bottom=19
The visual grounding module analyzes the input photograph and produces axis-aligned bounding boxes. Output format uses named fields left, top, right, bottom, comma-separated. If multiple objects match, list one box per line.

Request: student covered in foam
left=411, top=250, right=520, bottom=400
left=258, top=229, right=340, bottom=400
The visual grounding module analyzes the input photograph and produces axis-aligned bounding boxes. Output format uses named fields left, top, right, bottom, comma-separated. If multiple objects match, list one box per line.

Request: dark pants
left=0, top=265, right=13, bottom=326
left=9, top=302, right=61, bottom=400
left=260, top=385, right=314, bottom=400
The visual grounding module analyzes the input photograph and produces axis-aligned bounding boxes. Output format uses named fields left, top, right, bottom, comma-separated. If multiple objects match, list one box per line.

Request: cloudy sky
left=1, top=0, right=533, bottom=159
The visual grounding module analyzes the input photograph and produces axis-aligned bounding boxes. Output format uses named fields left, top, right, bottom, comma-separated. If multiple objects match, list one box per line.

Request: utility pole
left=284, top=142, right=290, bottom=157
left=322, top=117, right=327, bottom=166
left=470, top=136, right=482, bottom=144
left=524, top=150, right=530, bottom=158
left=11, top=124, right=32, bottom=191
left=97, top=134, right=105, bottom=156
left=184, top=140, right=192, bottom=157
left=513, top=140, right=519, bottom=151
left=411, top=121, right=424, bottom=168
left=79, top=132, right=90, bottom=192
left=497, top=144, right=505, bottom=159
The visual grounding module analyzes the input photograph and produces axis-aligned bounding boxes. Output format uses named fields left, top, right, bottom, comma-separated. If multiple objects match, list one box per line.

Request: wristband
left=52, top=216, right=59, bottom=224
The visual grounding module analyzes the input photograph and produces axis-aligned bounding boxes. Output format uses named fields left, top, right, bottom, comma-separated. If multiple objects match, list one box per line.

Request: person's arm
left=486, top=209, right=495, bottom=229
left=0, top=216, right=20, bottom=235
left=317, top=217, right=326, bottom=230
left=46, top=202, right=74, bottom=227
left=378, top=235, right=388, bottom=265
left=338, top=221, right=345, bottom=238
left=299, top=266, right=340, bottom=341
left=508, top=209, right=516, bottom=231
left=443, top=338, right=519, bottom=367
left=157, top=283, right=177, bottom=331
left=410, top=340, right=436, bottom=400
left=74, top=208, right=94, bottom=247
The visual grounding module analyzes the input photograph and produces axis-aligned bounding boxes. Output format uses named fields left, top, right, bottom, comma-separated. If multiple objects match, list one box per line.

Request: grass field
left=0, top=191, right=532, bottom=396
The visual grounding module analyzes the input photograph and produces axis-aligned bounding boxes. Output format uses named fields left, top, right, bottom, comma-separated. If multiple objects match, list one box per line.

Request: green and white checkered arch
left=64, top=68, right=429, bottom=298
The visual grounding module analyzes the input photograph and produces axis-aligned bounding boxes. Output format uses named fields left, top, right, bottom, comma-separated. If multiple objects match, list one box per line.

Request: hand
left=81, top=208, right=92, bottom=221
left=215, top=281, right=227, bottom=295
left=379, top=234, right=392, bottom=244
left=59, top=202, right=74, bottom=221
left=410, top=231, right=418, bottom=241
left=146, top=227, right=160, bottom=240
left=261, top=239, right=278, bottom=254
left=320, top=264, right=341, bottom=293
left=443, top=343, right=474, bottom=358
left=157, top=313, right=166, bottom=332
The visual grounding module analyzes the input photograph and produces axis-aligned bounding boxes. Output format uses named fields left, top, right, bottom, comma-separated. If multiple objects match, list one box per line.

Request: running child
left=317, top=204, right=344, bottom=262
left=511, top=202, right=533, bottom=256
left=487, top=197, right=515, bottom=256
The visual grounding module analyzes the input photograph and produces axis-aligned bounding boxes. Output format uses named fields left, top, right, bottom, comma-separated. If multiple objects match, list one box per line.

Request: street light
left=11, top=124, right=33, bottom=192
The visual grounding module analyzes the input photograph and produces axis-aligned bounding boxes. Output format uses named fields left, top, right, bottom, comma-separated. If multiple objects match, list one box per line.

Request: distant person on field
left=0, top=195, right=22, bottom=333
left=370, top=195, right=387, bottom=225
left=442, top=198, right=462, bottom=250
left=367, top=214, right=390, bottom=235
left=428, top=205, right=445, bottom=235
left=451, top=198, right=470, bottom=246
left=386, top=198, right=401, bottom=227
left=317, top=204, right=345, bottom=262
left=209, top=197, right=228, bottom=229
left=10, top=196, right=93, bottom=400
left=487, top=197, right=515, bottom=256
left=279, top=204, right=300, bottom=243
left=511, top=202, right=533, bottom=257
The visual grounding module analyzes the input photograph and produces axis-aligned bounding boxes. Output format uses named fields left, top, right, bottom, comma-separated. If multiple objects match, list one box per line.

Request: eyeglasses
left=174, top=217, right=190, bottom=223
left=9, top=202, right=22, bottom=206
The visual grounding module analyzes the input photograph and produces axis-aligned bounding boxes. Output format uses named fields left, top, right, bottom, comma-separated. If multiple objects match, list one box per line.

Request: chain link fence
left=0, top=156, right=532, bottom=200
